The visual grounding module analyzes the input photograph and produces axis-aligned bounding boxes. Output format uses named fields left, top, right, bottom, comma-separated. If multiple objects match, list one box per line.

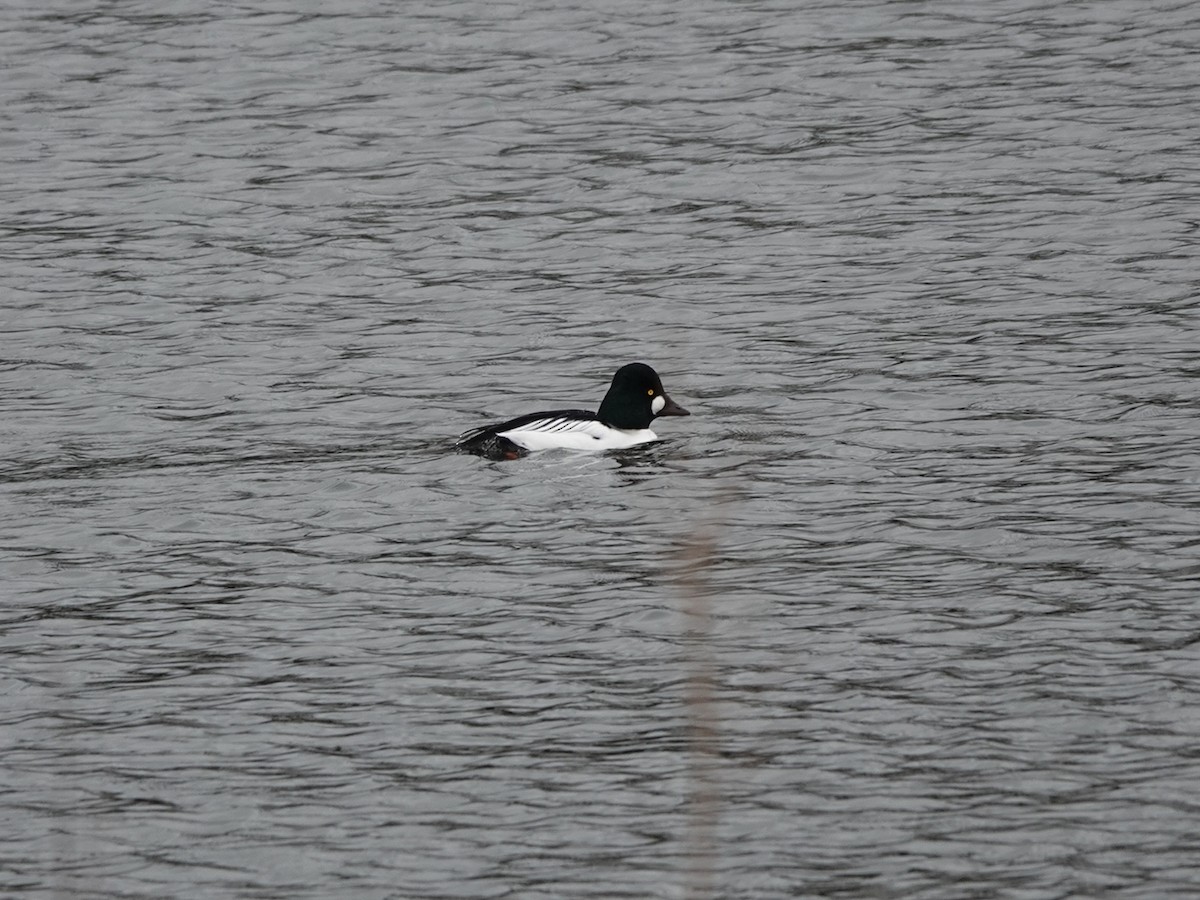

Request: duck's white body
left=497, top=415, right=658, bottom=452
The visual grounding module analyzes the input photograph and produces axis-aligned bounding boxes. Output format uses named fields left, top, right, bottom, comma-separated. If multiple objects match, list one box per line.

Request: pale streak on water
left=2, top=0, right=1199, bottom=897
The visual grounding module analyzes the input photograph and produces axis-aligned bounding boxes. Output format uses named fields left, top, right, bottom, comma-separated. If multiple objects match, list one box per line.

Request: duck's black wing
left=455, top=408, right=596, bottom=460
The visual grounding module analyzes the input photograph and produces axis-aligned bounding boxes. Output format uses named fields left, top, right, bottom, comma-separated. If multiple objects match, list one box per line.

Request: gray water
left=3, top=1, right=1199, bottom=897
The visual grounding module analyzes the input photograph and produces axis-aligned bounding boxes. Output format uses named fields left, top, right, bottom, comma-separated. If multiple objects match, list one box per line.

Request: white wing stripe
left=520, top=417, right=594, bottom=434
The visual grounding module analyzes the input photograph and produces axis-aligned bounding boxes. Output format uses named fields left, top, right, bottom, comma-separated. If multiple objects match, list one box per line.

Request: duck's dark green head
left=596, top=363, right=690, bottom=430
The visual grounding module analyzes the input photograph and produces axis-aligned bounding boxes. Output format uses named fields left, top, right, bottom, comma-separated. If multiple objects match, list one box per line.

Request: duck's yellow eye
left=647, top=389, right=655, bottom=396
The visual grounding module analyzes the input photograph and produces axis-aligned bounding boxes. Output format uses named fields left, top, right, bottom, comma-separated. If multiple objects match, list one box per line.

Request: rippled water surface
left=4, top=1, right=1200, bottom=897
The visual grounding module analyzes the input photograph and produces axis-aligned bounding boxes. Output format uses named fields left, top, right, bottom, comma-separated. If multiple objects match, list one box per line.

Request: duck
left=456, top=362, right=690, bottom=460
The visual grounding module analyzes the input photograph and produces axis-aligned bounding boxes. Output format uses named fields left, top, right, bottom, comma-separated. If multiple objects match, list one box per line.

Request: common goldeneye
left=456, top=362, right=690, bottom=460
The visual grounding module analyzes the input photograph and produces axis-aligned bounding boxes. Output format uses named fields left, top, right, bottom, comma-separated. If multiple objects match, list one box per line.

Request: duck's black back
left=456, top=408, right=596, bottom=460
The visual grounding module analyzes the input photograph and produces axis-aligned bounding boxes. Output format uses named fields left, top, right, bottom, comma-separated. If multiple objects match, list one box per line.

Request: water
left=4, top=1, right=1199, bottom=897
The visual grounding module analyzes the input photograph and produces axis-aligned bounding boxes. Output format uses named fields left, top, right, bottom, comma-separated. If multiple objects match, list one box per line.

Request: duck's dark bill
left=660, top=395, right=690, bottom=416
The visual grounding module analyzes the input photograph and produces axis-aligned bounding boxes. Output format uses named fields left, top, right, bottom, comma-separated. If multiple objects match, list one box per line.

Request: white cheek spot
left=651, top=395, right=665, bottom=414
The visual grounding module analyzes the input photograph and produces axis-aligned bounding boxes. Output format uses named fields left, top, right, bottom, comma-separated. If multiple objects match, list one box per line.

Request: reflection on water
left=4, top=0, right=1200, bottom=897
